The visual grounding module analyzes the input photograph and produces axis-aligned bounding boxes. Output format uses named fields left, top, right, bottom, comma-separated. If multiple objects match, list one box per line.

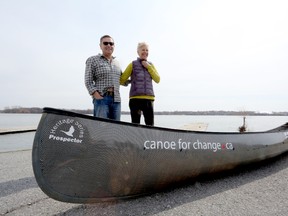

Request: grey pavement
left=1, top=150, right=288, bottom=216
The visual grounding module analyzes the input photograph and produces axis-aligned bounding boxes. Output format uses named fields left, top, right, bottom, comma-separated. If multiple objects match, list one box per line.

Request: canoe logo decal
left=48, top=118, right=84, bottom=143
left=144, top=138, right=234, bottom=152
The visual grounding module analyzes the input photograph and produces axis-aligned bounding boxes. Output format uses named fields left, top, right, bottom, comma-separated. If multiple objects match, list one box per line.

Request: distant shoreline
left=0, top=107, right=287, bottom=116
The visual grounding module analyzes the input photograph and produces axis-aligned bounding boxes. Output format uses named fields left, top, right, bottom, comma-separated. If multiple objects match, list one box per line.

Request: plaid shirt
left=85, top=54, right=122, bottom=102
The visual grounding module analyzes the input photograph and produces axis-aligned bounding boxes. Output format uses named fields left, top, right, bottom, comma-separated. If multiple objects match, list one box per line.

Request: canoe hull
left=32, top=108, right=288, bottom=203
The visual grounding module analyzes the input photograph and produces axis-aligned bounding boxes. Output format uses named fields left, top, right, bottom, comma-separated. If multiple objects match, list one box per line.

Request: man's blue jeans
left=93, top=96, right=121, bottom=120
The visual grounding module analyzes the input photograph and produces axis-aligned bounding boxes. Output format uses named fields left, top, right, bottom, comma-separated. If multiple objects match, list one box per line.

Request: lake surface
left=1, top=113, right=288, bottom=152
left=1, top=113, right=288, bottom=131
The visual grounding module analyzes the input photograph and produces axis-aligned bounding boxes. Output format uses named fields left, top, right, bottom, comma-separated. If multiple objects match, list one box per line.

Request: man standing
left=85, top=35, right=122, bottom=120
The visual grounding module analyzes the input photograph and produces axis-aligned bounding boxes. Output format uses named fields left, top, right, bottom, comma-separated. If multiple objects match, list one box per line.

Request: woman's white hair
left=137, top=42, right=149, bottom=51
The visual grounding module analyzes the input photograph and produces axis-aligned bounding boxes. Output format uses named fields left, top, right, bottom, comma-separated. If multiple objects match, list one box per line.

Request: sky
left=0, top=0, right=287, bottom=112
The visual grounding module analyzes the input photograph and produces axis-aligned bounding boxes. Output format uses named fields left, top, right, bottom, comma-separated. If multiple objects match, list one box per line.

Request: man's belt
left=104, top=87, right=114, bottom=96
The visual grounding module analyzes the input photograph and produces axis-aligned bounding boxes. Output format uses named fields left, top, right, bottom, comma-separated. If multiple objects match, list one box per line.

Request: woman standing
left=120, top=42, right=160, bottom=126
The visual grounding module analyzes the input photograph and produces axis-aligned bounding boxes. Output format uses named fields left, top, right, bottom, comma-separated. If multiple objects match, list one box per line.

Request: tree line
left=1, top=106, right=287, bottom=116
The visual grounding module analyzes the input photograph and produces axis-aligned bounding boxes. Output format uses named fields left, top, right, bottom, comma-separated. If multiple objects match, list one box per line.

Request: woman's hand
left=141, top=60, right=151, bottom=68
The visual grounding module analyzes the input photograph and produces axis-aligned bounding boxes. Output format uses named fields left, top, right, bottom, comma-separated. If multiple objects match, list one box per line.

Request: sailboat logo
left=61, top=126, right=75, bottom=137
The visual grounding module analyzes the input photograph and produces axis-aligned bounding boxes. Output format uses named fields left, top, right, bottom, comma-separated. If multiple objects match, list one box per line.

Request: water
left=0, top=132, right=35, bottom=152
left=0, top=113, right=41, bottom=129
left=1, top=113, right=288, bottom=152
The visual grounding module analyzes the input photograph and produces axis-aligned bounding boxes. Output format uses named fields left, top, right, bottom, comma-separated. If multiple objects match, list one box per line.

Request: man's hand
left=92, top=91, right=103, bottom=99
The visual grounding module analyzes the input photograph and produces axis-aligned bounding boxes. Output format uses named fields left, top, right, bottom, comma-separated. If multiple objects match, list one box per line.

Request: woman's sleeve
left=120, top=63, right=133, bottom=85
left=147, top=64, right=160, bottom=83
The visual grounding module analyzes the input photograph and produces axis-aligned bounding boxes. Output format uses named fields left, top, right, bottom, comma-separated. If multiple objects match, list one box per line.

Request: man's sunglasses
left=103, top=42, right=114, bottom=46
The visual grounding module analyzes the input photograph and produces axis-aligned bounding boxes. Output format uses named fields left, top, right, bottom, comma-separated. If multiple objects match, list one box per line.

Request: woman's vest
left=129, top=58, right=155, bottom=97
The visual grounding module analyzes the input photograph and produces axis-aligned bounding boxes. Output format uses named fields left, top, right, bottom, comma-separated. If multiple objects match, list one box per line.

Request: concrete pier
left=179, top=122, right=208, bottom=131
